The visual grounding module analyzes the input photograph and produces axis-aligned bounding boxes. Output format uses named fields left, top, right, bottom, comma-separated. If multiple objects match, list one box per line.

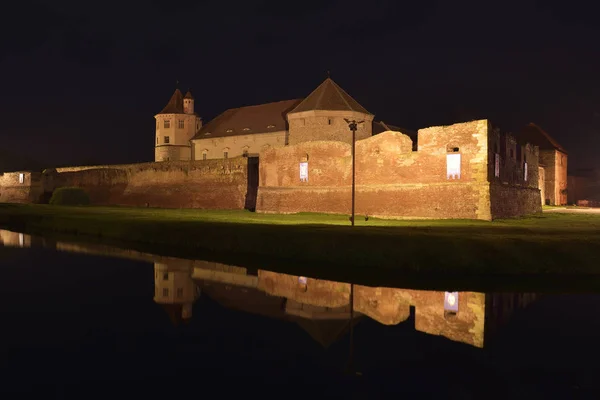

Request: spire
left=158, top=88, right=184, bottom=114
left=289, top=77, right=371, bottom=114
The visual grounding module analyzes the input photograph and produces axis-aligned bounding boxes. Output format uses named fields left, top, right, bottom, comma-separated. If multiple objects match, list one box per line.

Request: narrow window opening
left=163, top=272, right=169, bottom=281
left=164, top=120, right=170, bottom=129
left=18, top=173, right=24, bottom=184
left=164, top=136, right=170, bottom=144
left=203, top=153, right=207, bottom=161
left=224, top=151, right=228, bottom=159
left=178, top=120, right=184, bottom=129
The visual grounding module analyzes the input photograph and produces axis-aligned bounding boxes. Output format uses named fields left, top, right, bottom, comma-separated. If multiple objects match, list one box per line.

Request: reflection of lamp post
left=344, top=119, right=364, bottom=227
left=346, top=283, right=355, bottom=373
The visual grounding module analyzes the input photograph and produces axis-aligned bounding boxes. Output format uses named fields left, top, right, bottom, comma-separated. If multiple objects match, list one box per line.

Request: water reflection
left=1, top=229, right=538, bottom=349
left=149, top=259, right=538, bottom=349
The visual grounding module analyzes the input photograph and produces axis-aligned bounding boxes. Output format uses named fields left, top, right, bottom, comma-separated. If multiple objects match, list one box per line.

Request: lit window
left=163, top=272, right=169, bottom=281
left=178, top=120, right=184, bottom=129
left=226, top=129, right=233, bottom=133
left=176, top=288, right=184, bottom=298
left=18, top=233, right=24, bottom=247
left=162, top=288, right=169, bottom=297
left=524, top=162, right=528, bottom=181
left=494, top=153, right=500, bottom=178
left=18, top=173, right=24, bottom=184
left=164, top=120, right=170, bottom=129
left=446, top=153, right=461, bottom=179
left=164, top=136, right=170, bottom=144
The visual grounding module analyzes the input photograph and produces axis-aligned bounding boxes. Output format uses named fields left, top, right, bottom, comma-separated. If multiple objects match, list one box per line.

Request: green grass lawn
left=1, top=203, right=599, bottom=282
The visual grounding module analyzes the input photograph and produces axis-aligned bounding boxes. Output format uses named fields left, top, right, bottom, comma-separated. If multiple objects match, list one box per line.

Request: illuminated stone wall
left=257, top=120, right=541, bottom=220
left=0, top=171, right=43, bottom=203
left=47, top=158, right=249, bottom=209
left=539, top=149, right=568, bottom=205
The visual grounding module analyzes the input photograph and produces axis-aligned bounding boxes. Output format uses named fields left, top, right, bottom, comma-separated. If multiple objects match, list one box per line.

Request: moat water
left=1, top=230, right=599, bottom=398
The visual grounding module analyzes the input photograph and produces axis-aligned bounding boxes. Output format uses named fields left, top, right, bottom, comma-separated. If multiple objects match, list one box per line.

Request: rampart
left=47, top=159, right=249, bottom=209
left=0, top=172, right=43, bottom=203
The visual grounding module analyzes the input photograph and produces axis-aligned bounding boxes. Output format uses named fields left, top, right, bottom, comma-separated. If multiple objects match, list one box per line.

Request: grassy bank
left=1, top=204, right=599, bottom=281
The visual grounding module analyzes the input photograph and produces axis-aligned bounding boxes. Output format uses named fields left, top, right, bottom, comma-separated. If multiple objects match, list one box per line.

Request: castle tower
left=153, top=262, right=199, bottom=325
left=183, top=90, right=194, bottom=114
left=286, top=78, right=374, bottom=145
left=155, top=88, right=202, bottom=162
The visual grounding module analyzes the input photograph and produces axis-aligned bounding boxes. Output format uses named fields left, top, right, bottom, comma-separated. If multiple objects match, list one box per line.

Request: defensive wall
left=257, top=120, right=541, bottom=220
left=0, top=159, right=248, bottom=209
left=0, top=119, right=541, bottom=220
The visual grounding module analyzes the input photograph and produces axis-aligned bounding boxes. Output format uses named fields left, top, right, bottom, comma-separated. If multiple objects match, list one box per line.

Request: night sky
left=1, top=0, right=598, bottom=170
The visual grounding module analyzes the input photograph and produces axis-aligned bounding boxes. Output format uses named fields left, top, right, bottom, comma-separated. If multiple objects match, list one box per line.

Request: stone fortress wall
left=257, top=119, right=541, bottom=220
left=0, top=119, right=541, bottom=220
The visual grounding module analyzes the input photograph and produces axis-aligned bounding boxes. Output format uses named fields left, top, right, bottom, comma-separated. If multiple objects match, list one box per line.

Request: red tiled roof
left=191, top=99, right=302, bottom=140
left=158, top=89, right=184, bottom=114
left=519, top=123, right=567, bottom=154
left=289, top=78, right=371, bottom=115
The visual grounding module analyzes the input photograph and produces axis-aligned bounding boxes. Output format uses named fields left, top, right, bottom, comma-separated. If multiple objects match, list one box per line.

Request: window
left=164, top=136, right=170, bottom=144
left=226, top=129, right=233, bottom=133
left=494, top=153, right=500, bottom=178
left=18, top=173, right=24, bottom=184
left=446, top=153, right=461, bottom=179
left=162, top=288, right=169, bottom=297
left=328, top=118, right=332, bottom=125
left=164, top=120, right=170, bottom=129
left=243, top=127, right=250, bottom=131
left=524, top=162, right=528, bottom=181
left=163, top=272, right=169, bottom=281
left=224, top=151, right=228, bottom=159
left=203, top=153, right=207, bottom=160
left=178, top=120, right=184, bottom=129
left=176, top=288, right=184, bottom=298
left=267, top=124, right=275, bottom=129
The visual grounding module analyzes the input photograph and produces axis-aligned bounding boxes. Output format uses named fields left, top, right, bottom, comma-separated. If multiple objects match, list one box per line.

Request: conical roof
left=158, top=88, right=185, bottom=114
left=290, top=78, right=371, bottom=114
left=184, top=90, right=194, bottom=99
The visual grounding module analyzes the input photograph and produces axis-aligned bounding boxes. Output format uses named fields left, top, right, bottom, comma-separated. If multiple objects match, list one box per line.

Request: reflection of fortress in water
left=152, top=260, right=538, bottom=348
left=0, top=229, right=538, bottom=348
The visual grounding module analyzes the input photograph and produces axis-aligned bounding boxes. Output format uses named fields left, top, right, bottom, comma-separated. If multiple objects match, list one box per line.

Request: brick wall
left=258, top=120, right=493, bottom=220
left=287, top=110, right=373, bottom=145
left=0, top=172, right=43, bottom=203
left=48, top=158, right=249, bottom=209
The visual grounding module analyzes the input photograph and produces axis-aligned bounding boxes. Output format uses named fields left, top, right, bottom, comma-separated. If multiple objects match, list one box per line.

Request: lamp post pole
left=344, top=119, right=363, bottom=227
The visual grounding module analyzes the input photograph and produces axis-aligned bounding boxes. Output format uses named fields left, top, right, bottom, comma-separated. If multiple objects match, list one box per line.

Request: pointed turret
left=289, top=78, right=371, bottom=114
left=183, top=90, right=194, bottom=114
left=287, top=77, right=374, bottom=145
left=158, top=88, right=184, bottom=114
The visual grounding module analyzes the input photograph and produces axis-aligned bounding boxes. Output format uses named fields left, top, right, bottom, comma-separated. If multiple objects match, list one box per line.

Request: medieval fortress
left=0, top=78, right=568, bottom=220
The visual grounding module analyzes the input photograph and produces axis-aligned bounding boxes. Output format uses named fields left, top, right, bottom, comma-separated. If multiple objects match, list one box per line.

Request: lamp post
left=344, top=119, right=364, bottom=227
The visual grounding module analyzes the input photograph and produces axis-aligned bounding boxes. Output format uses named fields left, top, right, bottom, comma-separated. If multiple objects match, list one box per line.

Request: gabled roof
left=519, top=123, right=567, bottom=154
left=289, top=78, right=371, bottom=115
left=192, top=99, right=302, bottom=140
left=158, top=89, right=184, bottom=114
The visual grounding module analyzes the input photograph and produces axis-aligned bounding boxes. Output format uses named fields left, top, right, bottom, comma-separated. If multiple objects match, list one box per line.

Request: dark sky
left=1, top=0, right=598, bottom=170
